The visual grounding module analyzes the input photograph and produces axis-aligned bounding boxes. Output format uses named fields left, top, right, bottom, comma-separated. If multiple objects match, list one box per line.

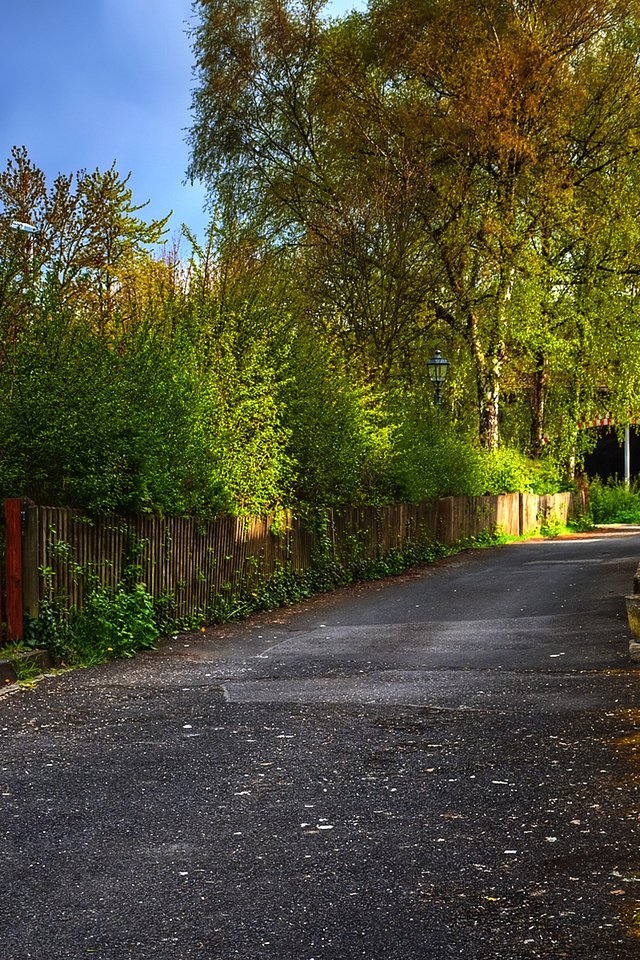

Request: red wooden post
left=4, top=499, right=23, bottom=642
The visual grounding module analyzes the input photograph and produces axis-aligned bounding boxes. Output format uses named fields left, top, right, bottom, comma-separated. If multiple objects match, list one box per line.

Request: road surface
left=2, top=530, right=640, bottom=959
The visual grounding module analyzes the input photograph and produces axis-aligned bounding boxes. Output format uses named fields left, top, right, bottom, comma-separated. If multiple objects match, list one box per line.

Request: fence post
left=518, top=493, right=525, bottom=538
left=0, top=516, right=3, bottom=646
left=4, top=499, right=23, bottom=642
left=22, top=501, right=40, bottom=621
left=437, top=496, right=454, bottom=544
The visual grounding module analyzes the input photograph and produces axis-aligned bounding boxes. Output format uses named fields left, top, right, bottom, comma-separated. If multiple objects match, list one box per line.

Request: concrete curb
left=625, top=559, right=640, bottom=660
left=0, top=649, right=53, bottom=686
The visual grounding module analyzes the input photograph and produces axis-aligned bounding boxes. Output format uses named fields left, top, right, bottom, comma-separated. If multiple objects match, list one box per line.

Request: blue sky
left=0, top=0, right=363, bottom=250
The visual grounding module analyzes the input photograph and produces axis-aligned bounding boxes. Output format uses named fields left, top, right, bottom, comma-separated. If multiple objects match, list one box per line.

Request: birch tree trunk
left=469, top=271, right=514, bottom=452
left=529, top=351, right=549, bottom=457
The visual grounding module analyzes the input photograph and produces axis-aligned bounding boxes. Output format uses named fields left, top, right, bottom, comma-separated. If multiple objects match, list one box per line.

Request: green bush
left=587, top=477, right=640, bottom=523
left=387, top=398, right=567, bottom=502
left=71, top=585, right=158, bottom=663
left=281, top=334, right=395, bottom=505
left=26, top=579, right=159, bottom=667
left=478, top=449, right=568, bottom=495
left=0, top=231, right=571, bottom=518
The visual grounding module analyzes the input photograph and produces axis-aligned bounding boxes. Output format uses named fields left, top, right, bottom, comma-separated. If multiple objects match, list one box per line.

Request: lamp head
left=427, top=349, right=449, bottom=384
left=10, top=220, right=36, bottom=235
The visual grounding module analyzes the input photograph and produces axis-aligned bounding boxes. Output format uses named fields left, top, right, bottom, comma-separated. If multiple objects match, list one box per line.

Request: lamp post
left=427, top=349, right=449, bottom=411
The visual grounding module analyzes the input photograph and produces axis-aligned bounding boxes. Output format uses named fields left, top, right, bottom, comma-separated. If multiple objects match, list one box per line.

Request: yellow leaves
left=368, top=0, right=588, bottom=178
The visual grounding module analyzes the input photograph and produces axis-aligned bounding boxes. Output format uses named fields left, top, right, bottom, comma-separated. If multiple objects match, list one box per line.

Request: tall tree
left=189, top=0, right=640, bottom=449
left=317, top=0, right=640, bottom=447
left=188, top=0, right=440, bottom=380
left=0, top=146, right=169, bottom=337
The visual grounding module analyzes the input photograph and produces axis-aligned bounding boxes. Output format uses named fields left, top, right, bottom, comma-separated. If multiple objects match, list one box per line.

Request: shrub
left=31, top=584, right=159, bottom=667
left=387, top=397, right=567, bottom=502
left=587, top=477, right=640, bottom=523
left=282, top=334, right=395, bottom=505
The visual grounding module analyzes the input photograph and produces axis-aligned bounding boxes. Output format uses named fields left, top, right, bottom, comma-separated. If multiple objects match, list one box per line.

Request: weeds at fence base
left=198, top=532, right=502, bottom=624
left=25, top=584, right=159, bottom=670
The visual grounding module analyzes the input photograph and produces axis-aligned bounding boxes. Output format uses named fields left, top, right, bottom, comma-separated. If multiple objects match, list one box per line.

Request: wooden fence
left=1, top=490, right=584, bottom=641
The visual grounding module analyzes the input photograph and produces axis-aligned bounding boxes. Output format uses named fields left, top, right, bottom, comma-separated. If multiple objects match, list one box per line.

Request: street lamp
left=427, top=349, right=449, bottom=410
left=8, top=218, right=37, bottom=274
left=10, top=220, right=36, bottom=235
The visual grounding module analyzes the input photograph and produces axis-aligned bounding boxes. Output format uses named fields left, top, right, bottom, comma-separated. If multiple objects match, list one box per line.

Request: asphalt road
left=2, top=530, right=640, bottom=959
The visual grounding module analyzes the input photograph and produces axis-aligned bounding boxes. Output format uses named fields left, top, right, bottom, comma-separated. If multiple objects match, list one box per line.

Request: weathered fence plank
left=4, top=499, right=23, bottom=642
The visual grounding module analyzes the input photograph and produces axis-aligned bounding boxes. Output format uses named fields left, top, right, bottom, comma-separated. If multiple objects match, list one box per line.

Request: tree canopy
left=189, top=0, right=640, bottom=451
left=0, top=147, right=568, bottom=516
left=3, top=1, right=640, bottom=517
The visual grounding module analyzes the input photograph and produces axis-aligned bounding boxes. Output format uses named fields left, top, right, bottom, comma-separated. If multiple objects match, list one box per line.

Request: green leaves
left=187, top=0, right=640, bottom=457
left=70, top=585, right=158, bottom=663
